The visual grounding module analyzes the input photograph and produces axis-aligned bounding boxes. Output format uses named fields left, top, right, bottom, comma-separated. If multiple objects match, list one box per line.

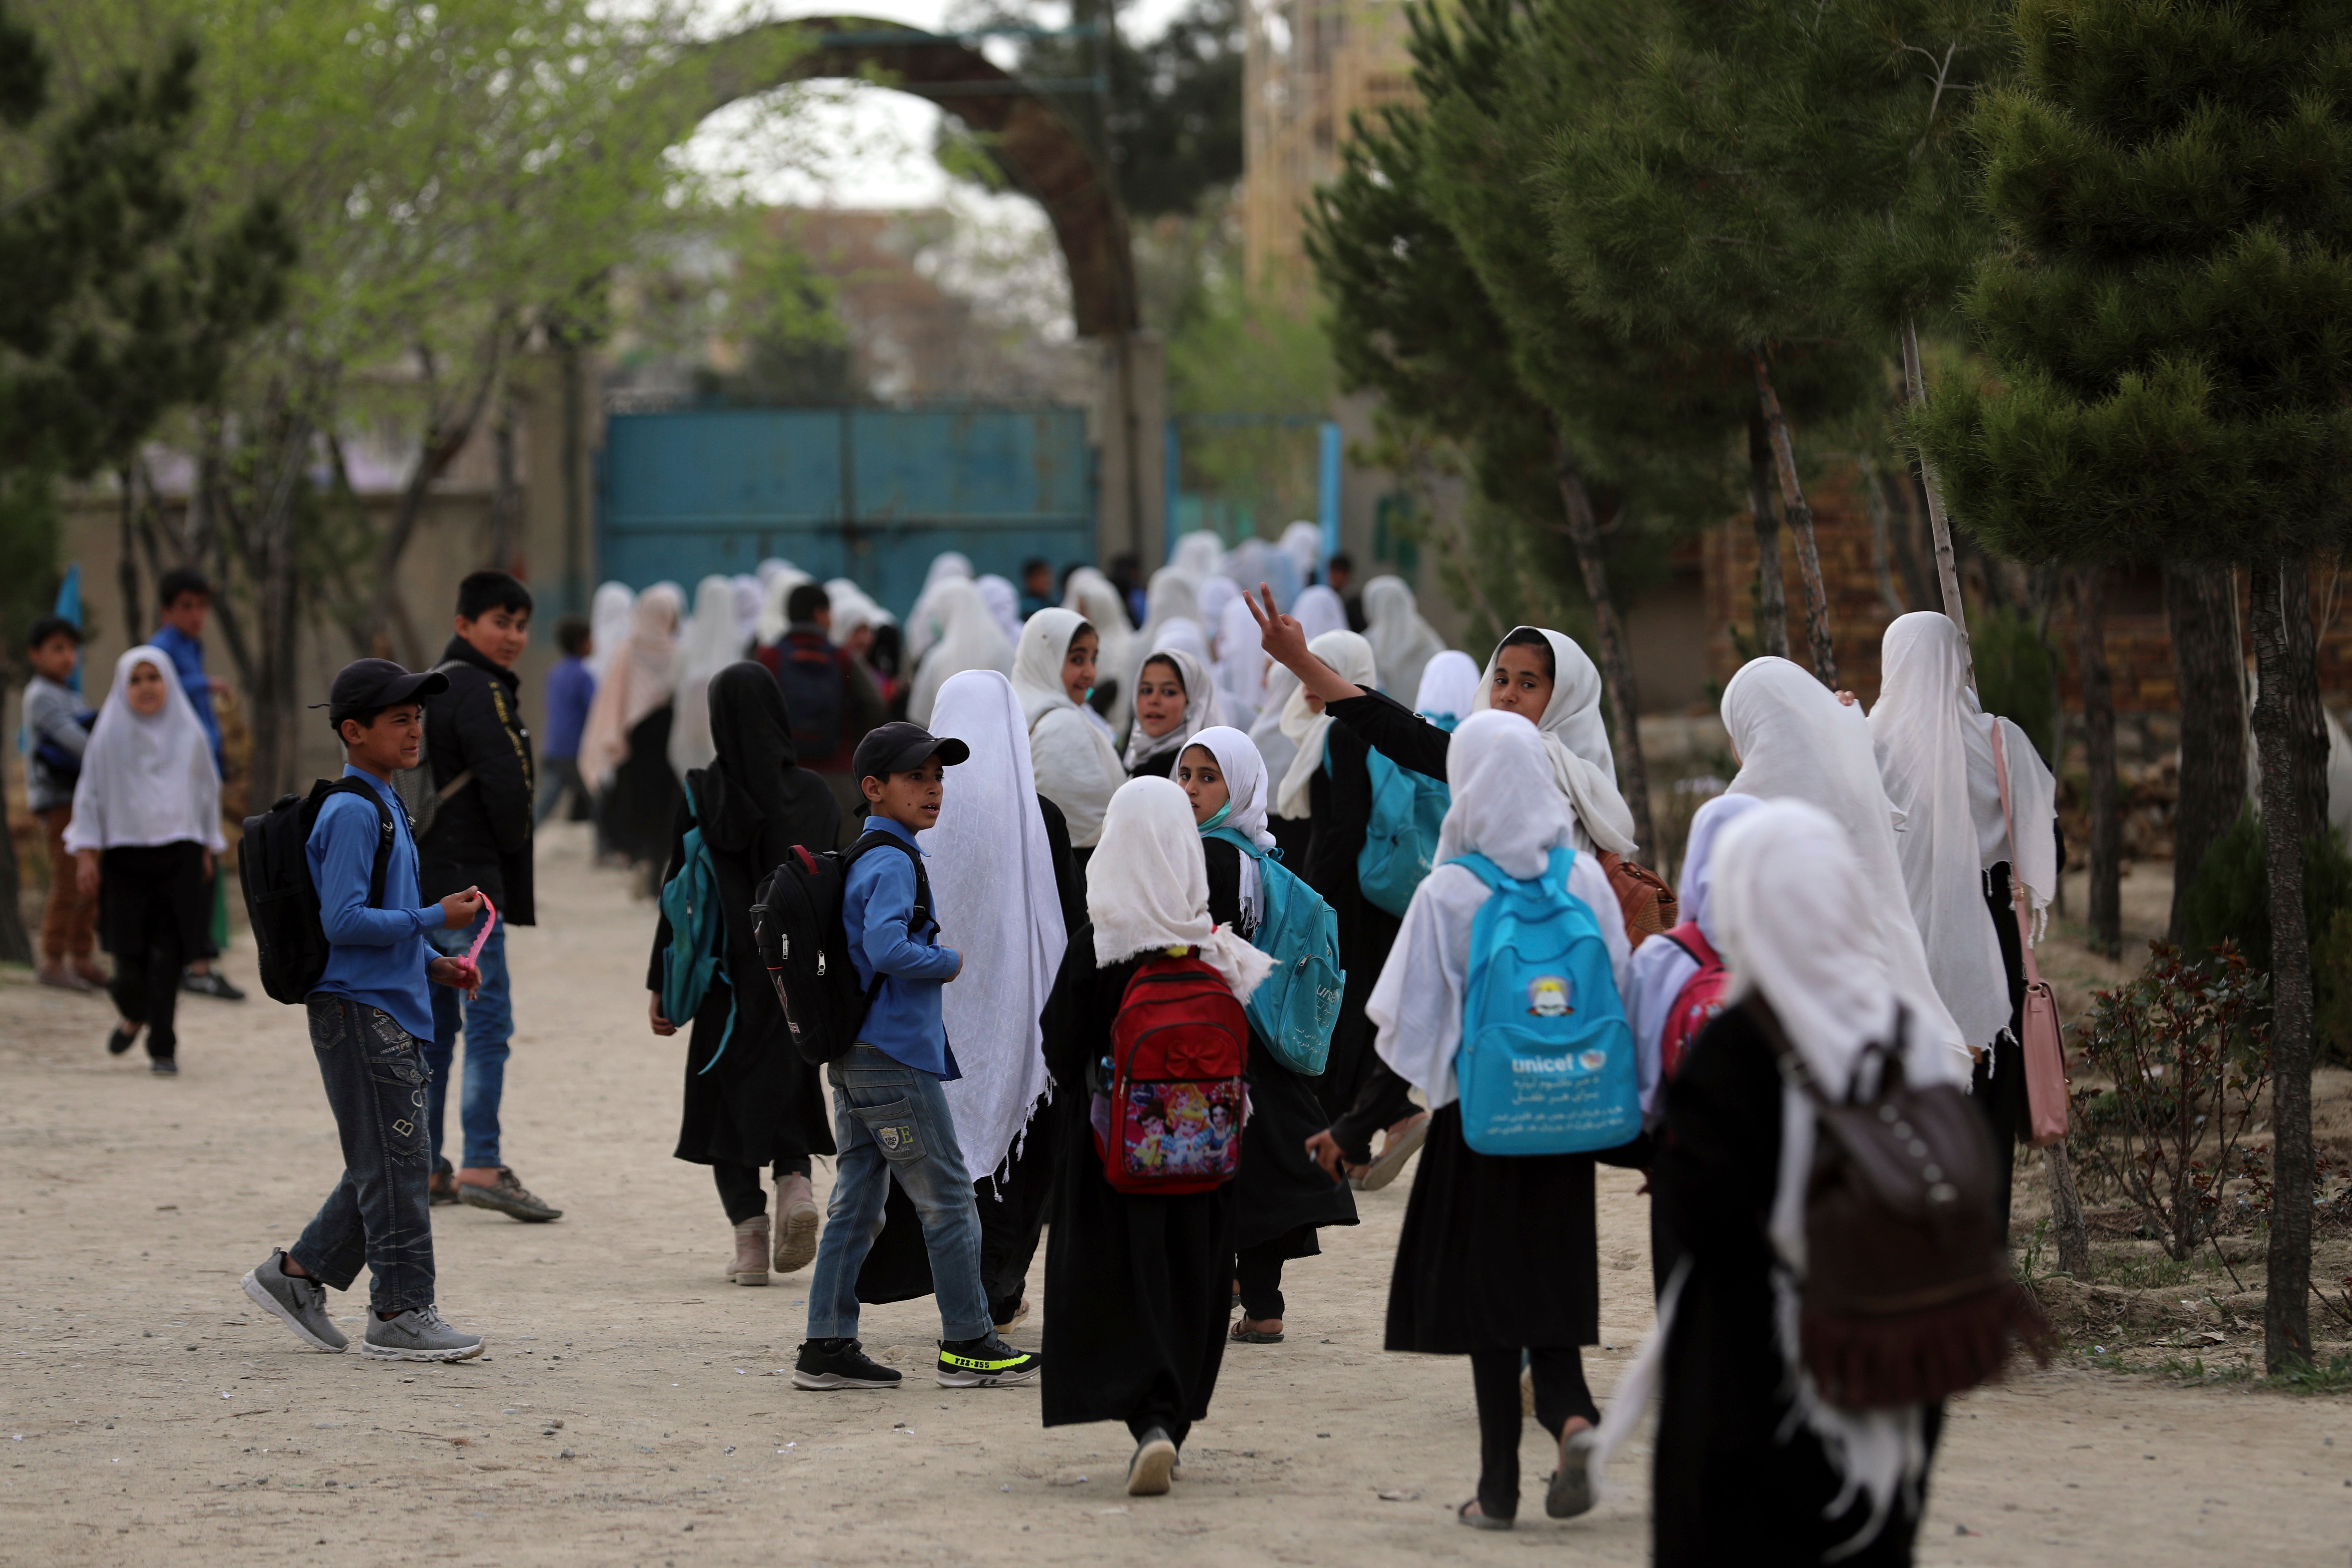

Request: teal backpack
left=1204, top=827, right=1345, bottom=1075
left=1449, top=846, right=1638, bottom=1156
left=1358, top=745, right=1450, bottom=918
left=659, top=785, right=736, bottom=1074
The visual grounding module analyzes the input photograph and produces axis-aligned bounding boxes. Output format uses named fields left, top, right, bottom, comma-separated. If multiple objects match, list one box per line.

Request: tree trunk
left=489, top=397, right=520, bottom=575
left=1550, top=425, right=1657, bottom=856
left=2251, top=555, right=2317, bottom=1374
left=244, top=414, right=313, bottom=805
left=2045, top=1143, right=2093, bottom=1280
left=116, top=470, right=143, bottom=650
left=0, top=688, right=30, bottom=966
left=2281, top=556, right=2329, bottom=839
left=1749, top=348, right=1836, bottom=686
left=2164, top=562, right=2249, bottom=941
left=1859, top=457, right=1907, bottom=621
left=2076, top=566, right=2122, bottom=957
left=1746, top=414, right=1790, bottom=659
left=1901, top=316, right=1972, bottom=662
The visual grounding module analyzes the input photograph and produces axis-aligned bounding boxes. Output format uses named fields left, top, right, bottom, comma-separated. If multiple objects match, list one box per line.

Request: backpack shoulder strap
left=845, top=830, right=933, bottom=936
left=321, top=777, right=397, bottom=911
left=1440, top=850, right=1507, bottom=891
left=1203, top=825, right=1265, bottom=863
left=1658, top=921, right=1719, bottom=971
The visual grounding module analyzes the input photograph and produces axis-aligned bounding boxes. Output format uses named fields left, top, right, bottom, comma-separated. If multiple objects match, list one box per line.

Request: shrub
left=2178, top=807, right=2352, bottom=978
left=1969, top=606, right=2057, bottom=767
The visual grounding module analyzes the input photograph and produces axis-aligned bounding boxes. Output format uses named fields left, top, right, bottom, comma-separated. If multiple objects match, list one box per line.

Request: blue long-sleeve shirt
left=842, top=813, right=962, bottom=1078
left=149, top=624, right=222, bottom=774
left=306, top=766, right=444, bottom=1041
left=541, top=655, right=595, bottom=760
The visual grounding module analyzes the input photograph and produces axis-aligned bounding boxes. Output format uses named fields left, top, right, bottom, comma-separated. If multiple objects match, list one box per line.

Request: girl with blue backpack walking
left=1178, top=727, right=1355, bottom=1345
left=1365, top=710, right=1636, bottom=1530
left=646, top=663, right=841, bottom=1286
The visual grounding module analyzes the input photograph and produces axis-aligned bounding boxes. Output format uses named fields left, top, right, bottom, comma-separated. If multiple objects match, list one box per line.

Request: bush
left=1970, top=606, right=2057, bottom=766
left=2178, top=805, right=2352, bottom=977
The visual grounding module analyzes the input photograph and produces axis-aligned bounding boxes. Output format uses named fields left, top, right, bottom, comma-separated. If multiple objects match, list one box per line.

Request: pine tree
left=1916, top=0, right=2352, bottom=1372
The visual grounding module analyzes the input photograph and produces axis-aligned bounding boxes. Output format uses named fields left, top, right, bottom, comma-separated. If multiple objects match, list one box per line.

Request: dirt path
left=2, top=825, right=2344, bottom=1566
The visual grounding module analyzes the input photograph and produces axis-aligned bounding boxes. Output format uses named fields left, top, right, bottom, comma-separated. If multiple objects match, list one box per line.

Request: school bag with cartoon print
left=1654, top=919, right=1729, bottom=1081
left=1357, top=746, right=1449, bottom=918
left=1091, top=948, right=1250, bottom=1196
left=1205, top=826, right=1344, bottom=1075
left=1448, top=845, right=1639, bottom=1156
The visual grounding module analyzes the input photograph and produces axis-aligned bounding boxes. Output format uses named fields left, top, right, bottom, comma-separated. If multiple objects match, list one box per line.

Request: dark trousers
left=109, top=922, right=184, bottom=1062
left=290, top=995, right=437, bottom=1315
left=1126, top=1376, right=1192, bottom=1449
left=713, top=1157, right=816, bottom=1225
left=1235, top=1241, right=1289, bottom=1322
left=1468, top=1347, right=1600, bottom=1521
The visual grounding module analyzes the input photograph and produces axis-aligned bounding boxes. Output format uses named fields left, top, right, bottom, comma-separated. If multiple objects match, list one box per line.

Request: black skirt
left=1235, top=1037, right=1358, bottom=1251
left=1383, top=1104, right=1600, bottom=1354
left=604, top=704, right=681, bottom=864
left=672, top=967, right=836, bottom=1169
left=98, top=841, right=210, bottom=959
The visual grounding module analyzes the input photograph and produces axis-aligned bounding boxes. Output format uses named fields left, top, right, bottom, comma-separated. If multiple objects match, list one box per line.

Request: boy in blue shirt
left=150, top=567, right=246, bottom=1002
left=240, top=660, right=491, bottom=1362
left=793, top=722, right=1044, bottom=1393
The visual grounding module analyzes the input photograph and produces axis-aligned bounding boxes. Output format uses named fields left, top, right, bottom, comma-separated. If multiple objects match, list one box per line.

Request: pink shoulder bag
left=1991, top=724, right=2068, bottom=1146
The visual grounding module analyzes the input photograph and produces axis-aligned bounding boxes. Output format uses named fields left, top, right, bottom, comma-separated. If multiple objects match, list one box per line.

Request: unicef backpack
left=1205, top=827, right=1344, bottom=1075
left=1449, top=846, right=1639, bottom=1156
left=658, top=782, right=735, bottom=1073
left=1358, top=746, right=1449, bottom=918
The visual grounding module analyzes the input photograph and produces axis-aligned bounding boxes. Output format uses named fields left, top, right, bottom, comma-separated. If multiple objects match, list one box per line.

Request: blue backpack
left=1358, top=746, right=1450, bottom=918
left=1449, top=846, right=1639, bottom=1156
left=659, top=785, right=736, bottom=1074
left=1205, top=827, right=1345, bottom=1075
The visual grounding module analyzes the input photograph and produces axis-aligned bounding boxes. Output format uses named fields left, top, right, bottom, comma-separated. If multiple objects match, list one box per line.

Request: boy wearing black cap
left=241, top=659, right=491, bottom=1362
left=793, top=722, right=1044, bottom=1392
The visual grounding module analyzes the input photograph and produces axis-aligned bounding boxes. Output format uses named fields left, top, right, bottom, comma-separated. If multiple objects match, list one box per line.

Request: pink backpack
left=1657, top=920, right=1728, bottom=1081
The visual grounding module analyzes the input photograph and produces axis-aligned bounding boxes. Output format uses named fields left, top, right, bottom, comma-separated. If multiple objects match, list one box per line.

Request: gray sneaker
left=241, top=1250, right=347, bottom=1352
left=360, top=1306, right=485, bottom=1363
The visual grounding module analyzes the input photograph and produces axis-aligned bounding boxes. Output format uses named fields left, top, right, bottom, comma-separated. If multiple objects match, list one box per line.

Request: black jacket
left=418, top=636, right=536, bottom=924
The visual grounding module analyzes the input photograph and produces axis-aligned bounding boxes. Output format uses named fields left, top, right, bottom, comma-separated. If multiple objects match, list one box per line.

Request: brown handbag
left=1598, top=850, right=1678, bottom=948
left=1991, top=724, right=2069, bottom=1147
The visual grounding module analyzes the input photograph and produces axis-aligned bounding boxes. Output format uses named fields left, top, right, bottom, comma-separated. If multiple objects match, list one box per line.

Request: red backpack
left=1093, top=950, right=1250, bottom=1196
left=1657, top=920, right=1729, bottom=1081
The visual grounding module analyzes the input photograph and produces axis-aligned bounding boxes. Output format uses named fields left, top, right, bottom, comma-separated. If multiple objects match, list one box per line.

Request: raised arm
left=1246, top=583, right=1364, bottom=705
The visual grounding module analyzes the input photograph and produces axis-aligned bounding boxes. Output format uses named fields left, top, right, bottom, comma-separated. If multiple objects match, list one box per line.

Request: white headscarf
left=1013, top=607, right=1127, bottom=848
left=1187, top=724, right=1274, bottom=929
left=64, top=647, right=224, bottom=854
left=1472, top=628, right=1638, bottom=856
left=588, top=582, right=634, bottom=682
left=579, top=582, right=682, bottom=790
left=976, top=574, right=1023, bottom=645
left=730, top=575, right=763, bottom=640
left=1624, top=791, right=1767, bottom=1114
left=1124, top=647, right=1227, bottom=775
left=1234, top=538, right=1301, bottom=613
left=669, top=575, right=744, bottom=778
left=1198, top=576, right=1241, bottom=645
left=1362, top=576, right=1446, bottom=702
left=1062, top=567, right=1139, bottom=732
left=1172, top=530, right=1226, bottom=581
left=905, top=552, right=975, bottom=667
left=1868, top=612, right=2017, bottom=1050
left=1280, top=520, right=1325, bottom=586
left=824, top=578, right=891, bottom=646
left=1291, top=585, right=1349, bottom=645
left=1274, top=629, right=1377, bottom=819
left=1720, top=655, right=1967, bottom=1062
left=1148, top=617, right=1210, bottom=664
left=1135, top=567, right=1202, bottom=670
left=1369, top=711, right=1626, bottom=1111
left=1216, top=594, right=1269, bottom=719
left=1414, top=649, right=1482, bottom=724
left=921, top=670, right=1068, bottom=1183
left=1248, top=665, right=1302, bottom=805
left=908, top=579, right=1015, bottom=727
left=1087, top=776, right=1273, bottom=1001
left=1974, top=690, right=2060, bottom=933
left=756, top=557, right=799, bottom=588
left=754, top=563, right=814, bottom=647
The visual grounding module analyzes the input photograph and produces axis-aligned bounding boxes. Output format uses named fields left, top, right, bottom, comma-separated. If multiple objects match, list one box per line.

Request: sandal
left=1229, top=1318, right=1284, bottom=1345
left=1546, top=1428, right=1597, bottom=1519
left=1456, top=1499, right=1513, bottom=1531
left=1357, top=1112, right=1430, bottom=1192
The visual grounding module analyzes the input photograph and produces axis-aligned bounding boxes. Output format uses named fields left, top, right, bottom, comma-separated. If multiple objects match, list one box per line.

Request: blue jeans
left=424, top=910, right=511, bottom=1170
left=804, top=1045, right=991, bottom=1343
left=292, top=996, right=436, bottom=1314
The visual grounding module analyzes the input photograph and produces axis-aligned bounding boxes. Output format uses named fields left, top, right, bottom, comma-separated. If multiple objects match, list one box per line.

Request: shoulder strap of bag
left=846, top=830, right=933, bottom=937
left=426, top=659, right=477, bottom=802
left=324, top=777, right=396, bottom=911
left=1989, top=723, right=2047, bottom=993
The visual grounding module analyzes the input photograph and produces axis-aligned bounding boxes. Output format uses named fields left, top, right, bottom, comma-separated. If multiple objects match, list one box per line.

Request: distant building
left=1242, top=0, right=1417, bottom=291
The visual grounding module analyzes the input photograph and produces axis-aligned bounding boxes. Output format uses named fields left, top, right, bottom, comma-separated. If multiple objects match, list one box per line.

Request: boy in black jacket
left=417, top=570, right=561, bottom=1223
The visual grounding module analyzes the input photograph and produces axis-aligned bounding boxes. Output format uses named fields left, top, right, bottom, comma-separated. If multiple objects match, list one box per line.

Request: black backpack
left=240, top=779, right=398, bottom=1006
left=752, top=830, right=931, bottom=1066
left=776, top=633, right=847, bottom=760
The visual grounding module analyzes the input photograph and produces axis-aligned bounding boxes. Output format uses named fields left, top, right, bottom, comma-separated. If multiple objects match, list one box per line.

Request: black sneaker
left=936, top=1332, right=1042, bottom=1388
left=181, top=969, right=246, bottom=1001
left=792, top=1338, right=902, bottom=1390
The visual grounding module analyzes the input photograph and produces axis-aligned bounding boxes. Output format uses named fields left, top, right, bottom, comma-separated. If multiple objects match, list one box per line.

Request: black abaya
left=1301, top=720, right=1401, bottom=1127
left=1040, top=934, right=1236, bottom=1440
left=606, top=702, right=681, bottom=866
left=1652, top=1002, right=1940, bottom=1567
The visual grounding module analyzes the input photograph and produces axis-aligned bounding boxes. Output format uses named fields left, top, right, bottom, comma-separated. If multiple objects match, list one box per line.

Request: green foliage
left=2266, top=1350, right=2352, bottom=1393
left=1971, top=606, right=2058, bottom=763
left=2179, top=807, right=2352, bottom=976
left=1913, top=0, right=2352, bottom=563
left=2314, top=907, right=2352, bottom=1069
left=0, top=464, right=57, bottom=652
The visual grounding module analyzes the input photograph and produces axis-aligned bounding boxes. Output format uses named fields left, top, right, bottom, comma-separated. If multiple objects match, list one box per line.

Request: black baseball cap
left=852, top=721, right=969, bottom=783
left=325, top=658, right=450, bottom=724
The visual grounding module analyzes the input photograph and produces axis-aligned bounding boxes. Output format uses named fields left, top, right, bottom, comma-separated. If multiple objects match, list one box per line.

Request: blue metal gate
left=598, top=405, right=1096, bottom=614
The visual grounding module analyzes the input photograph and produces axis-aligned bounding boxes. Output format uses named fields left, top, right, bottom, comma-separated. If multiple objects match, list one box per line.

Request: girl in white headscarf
left=68, top=648, right=226, bottom=1071
left=1280, top=520, right=1325, bottom=588
left=668, top=575, right=744, bottom=778
left=908, top=579, right=1015, bottom=727
left=1472, top=628, right=1638, bottom=856
left=1040, top=776, right=1272, bottom=1493
left=1625, top=792, right=1766, bottom=1120
left=1367, top=710, right=1632, bottom=1529
left=1180, top=726, right=1358, bottom=1345
left=579, top=582, right=685, bottom=873
left=1171, top=529, right=1226, bottom=582
left=976, top=574, right=1024, bottom=645
left=1197, top=575, right=1241, bottom=649
left=1147, top=617, right=1210, bottom=665
left=1414, top=649, right=1482, bottom=730
left=1720, top=655, right=1968, bottom=1063
left=1124, top=647, right=1227, bottom=781
left=1134, top=567, right=1203, bottom=674
left=1063, top=566, right=1140, bottom=732
left=1622, top=799, right=1998, bottom=1566
left=729, top=575, right=764, bottom=643
left=753, top=564, right=814, bottom=648
left=1362, top=576, right=1447, bottom=702
left=1273, top=629, right=1379, bottom=821
left=1290, top=584, right=1349, bottom=647
left=1868, top=611, right=2060, bottom=1241
left=905, top=552, right=975, bottom=668
left=1013, top=608, right=1128, bottom=853
left=588, top=582, right=634, bottom=684
left=1216, top=593, right=1269, bottom=727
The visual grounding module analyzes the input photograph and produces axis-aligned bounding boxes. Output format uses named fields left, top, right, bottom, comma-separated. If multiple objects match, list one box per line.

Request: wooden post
left=1748, top=348, right=1837, bottom=687
left=1902, top=316, right=1971, bottom=667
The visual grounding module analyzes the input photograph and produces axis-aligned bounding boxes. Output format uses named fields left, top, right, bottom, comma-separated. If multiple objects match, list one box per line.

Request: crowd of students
left=22, top=526, right=2060, bottom=1562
